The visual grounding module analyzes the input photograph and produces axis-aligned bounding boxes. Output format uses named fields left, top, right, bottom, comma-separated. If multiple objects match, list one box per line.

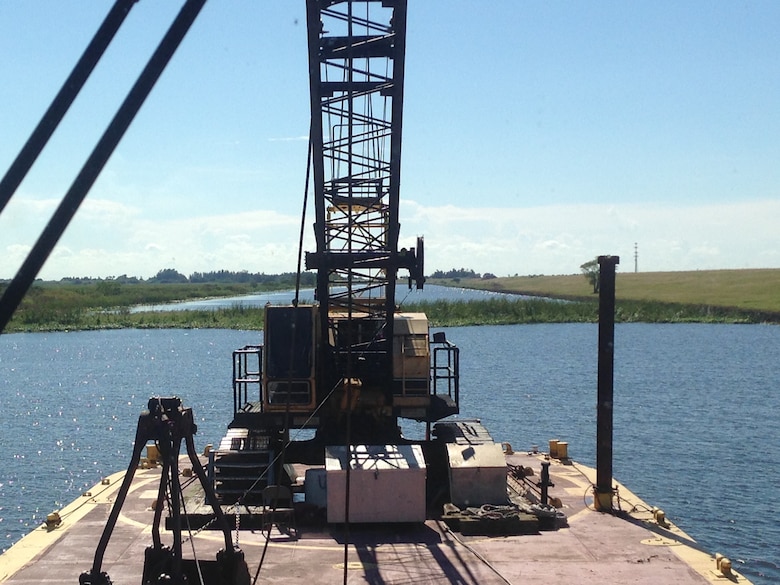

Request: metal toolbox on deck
left=325, top=444, right=427, bottom=523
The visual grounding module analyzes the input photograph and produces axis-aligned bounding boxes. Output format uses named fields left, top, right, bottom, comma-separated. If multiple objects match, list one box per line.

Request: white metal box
left=325, top=444, right=427, bottom=523
left=447, top=442, right=507, bottom=508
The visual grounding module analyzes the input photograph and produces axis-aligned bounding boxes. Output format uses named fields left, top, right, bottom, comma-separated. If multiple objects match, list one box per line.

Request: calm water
left=130, top=284, right=540, bottom=312
left=1, top=324, right=778, bottom=583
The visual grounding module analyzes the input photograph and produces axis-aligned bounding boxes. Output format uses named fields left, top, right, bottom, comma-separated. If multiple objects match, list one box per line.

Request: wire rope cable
left=440, top=521, right=515, bottom=585
left=180, top=485, right=206, bottom=585
left=294, top=128, right=313, bottom=306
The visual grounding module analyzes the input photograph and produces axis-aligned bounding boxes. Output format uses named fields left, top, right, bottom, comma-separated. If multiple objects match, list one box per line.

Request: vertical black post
left=539, top=461, right=553, bottom=506
left=595, top=255, right=619, bottom=511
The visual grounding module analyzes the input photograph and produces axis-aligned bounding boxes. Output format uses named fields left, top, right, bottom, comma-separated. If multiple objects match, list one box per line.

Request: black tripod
left=80, top=397, right=248, bottom=585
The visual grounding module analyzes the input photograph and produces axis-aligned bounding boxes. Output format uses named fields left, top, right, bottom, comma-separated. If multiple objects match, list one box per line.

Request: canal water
left=1, top=323, right=778, bottom=583
left=128, top=283, right=538, bottom=312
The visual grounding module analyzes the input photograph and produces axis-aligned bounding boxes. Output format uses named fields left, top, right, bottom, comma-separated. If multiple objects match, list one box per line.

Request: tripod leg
left=82, top=412, right=151, bottom=581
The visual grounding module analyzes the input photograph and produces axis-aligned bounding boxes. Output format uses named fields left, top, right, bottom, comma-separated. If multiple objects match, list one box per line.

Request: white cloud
left=1, top=195, right=778, bottom=280
left=79, top=198, right=141, bottom=221
left=402, top=199, right=780, bottom=276
left=268, top=135, right=309, bottom=142
left=538, top=240, right=568, bottom=251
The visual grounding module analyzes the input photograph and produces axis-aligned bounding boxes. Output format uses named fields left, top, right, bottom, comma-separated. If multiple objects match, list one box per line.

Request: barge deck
left=0, top=448, right=749, bottom=585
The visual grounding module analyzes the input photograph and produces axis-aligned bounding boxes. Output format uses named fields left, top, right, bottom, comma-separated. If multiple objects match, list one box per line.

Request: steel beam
left=0, top=0, right=207, bottom=334
left=595, top=255, right=619, bottom=511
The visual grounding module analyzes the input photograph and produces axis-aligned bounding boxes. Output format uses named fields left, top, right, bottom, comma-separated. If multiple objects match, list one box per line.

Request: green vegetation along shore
left=2, top=268, right=778, bottom=333
left=432, top=268, right=780, bottom=309
left=429, top=268, right=780, bottom=325
left=2, top=281, right=274, bottom=333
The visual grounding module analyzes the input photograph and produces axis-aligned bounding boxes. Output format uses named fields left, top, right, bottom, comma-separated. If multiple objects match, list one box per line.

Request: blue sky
left=1, top=1, right=778, bottom=279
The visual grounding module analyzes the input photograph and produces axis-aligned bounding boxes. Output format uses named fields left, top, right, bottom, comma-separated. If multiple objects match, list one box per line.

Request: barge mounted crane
left=0, top=1, right=753, bottom=584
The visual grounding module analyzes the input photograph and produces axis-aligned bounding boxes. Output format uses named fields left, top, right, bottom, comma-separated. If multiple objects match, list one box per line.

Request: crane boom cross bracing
left=226, top=0, right=458, bottom=466
left=304, top=0, right=423, bottom=414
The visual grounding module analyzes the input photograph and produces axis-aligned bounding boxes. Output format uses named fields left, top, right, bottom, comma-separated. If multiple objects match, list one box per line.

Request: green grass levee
left=2, top=268, right=778, bottom=332
left=433, top=268, right=780, bottom=312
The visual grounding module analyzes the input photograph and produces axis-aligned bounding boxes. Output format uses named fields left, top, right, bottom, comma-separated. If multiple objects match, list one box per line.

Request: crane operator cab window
left=263, top=305, right=317, bottom=410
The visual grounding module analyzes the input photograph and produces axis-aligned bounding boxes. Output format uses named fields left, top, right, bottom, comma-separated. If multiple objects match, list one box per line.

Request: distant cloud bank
left=2, top=197, right=778, bottom=280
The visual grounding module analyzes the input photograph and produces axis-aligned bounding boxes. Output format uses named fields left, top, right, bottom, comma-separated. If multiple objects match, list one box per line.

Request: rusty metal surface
left=1, top=452, right=746, bottom=585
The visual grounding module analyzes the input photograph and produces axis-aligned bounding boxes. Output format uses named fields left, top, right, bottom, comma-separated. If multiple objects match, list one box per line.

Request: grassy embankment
left=3, top=282, right=269, bottom=332
left=427, top=268, right=780, bottom=325
left=3, top=268, right=779, bottom=332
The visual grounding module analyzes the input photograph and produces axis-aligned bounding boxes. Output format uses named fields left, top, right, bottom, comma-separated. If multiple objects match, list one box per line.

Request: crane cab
left=235, top=305, right=458, bottom=425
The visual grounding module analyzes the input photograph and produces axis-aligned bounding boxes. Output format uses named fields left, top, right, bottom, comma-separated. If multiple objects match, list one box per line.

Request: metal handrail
left=431, top=342, right=459, bottom=407
left=232, top=345, right=263, bottom=415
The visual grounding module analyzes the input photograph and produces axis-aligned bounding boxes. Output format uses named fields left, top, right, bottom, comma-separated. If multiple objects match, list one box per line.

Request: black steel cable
left=180, top=483, right=207, bottom=585
left=440, top=521, right=515, bottom=585
left=294, top=129, right=313, bottom=306
left=0, top=0, right=207, bottom=334
left=0, top=0, right=137, bottom=215
left=342, top=5, right=356, bottom=582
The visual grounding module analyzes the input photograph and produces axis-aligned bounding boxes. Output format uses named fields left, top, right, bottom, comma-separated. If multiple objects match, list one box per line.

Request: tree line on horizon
left=11, top=267, right=499, bottom=286
left=20, top=269, right=317, bottom=287
left=429, top=268, right=497, bottom=280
